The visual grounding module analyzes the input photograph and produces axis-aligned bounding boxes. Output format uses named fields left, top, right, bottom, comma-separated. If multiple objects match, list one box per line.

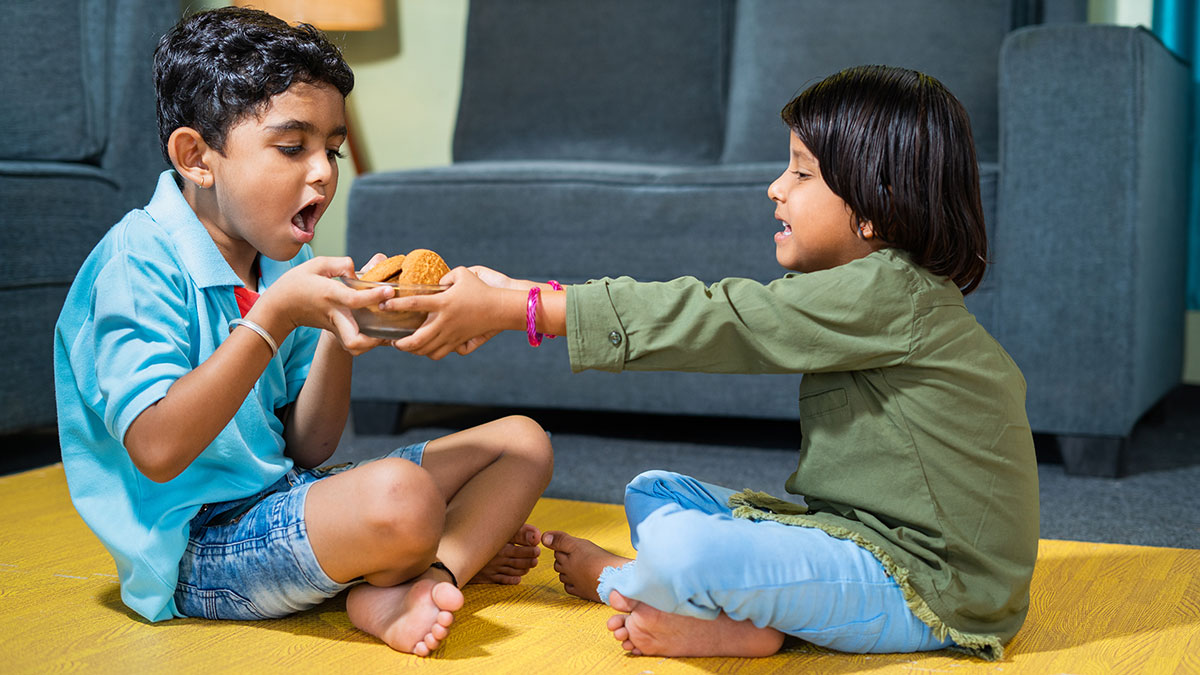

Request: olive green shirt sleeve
left=566, top=251, right=920, bottom=375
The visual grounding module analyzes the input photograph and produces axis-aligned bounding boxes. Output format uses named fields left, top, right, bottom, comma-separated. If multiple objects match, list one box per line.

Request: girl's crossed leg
left=305, top=414, right=553, bottom=655
left=544, top=470, right=952, bottom=658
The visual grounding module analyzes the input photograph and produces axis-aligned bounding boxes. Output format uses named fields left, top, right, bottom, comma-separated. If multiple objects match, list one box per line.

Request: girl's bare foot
left=346, top=576, right=465, bottom=656
left=606, top=590, right=785, bottom=657
left=470, top=523, right=543, bottom=584
left=541, top=530, right=631, bottom=602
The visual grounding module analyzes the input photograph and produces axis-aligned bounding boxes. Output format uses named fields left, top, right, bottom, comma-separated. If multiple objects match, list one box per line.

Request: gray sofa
left=1, top=0, right=177, bottom=434
left=346, top=0, right=1190, bottom=477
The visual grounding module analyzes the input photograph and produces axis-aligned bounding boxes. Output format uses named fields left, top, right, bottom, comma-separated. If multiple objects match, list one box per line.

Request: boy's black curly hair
left=153, top=6, right=354, bottom=164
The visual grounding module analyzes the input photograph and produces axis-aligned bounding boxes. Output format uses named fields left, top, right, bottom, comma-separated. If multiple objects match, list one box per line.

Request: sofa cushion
left=722, top=0, right=1013, bottom=165
left=453, top=0, right=731, bottom=165
left=0, top=0, right=109, bottom=162
left=0, top=285, right=67, bottom=432
left=0, top=166, right=122, bottom=287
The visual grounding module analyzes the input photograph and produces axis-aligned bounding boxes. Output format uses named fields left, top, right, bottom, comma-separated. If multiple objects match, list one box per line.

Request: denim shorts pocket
left=305, top=462, right=353, bottom=479
left=174, top=583, right=270, bottom=621
left=200, top=494, right=272, bottom=529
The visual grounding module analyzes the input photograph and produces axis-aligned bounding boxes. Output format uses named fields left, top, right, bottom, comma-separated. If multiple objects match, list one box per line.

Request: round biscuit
left=396, top=249, right=450, bottom=285
left=360, top=254, right=407, bottom=282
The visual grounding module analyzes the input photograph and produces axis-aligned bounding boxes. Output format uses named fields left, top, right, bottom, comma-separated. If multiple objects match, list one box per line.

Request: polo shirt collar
left=142, top=171, right=294, bottom=291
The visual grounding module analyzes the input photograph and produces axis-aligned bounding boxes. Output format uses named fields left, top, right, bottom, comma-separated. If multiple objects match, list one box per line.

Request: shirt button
left=608, top=330, right=622, bottom=346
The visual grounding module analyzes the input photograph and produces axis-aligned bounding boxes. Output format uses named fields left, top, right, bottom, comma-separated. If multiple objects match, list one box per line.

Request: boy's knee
left=356, top=458, right=444, bottom=548
left=499, top=415, right=554, bottom=482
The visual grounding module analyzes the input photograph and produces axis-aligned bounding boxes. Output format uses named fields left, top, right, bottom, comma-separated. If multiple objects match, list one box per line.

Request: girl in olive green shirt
left=390, top=65, right=1038, bottom=661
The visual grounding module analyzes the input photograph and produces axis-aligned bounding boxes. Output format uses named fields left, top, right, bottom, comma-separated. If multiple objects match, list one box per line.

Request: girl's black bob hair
left=781, top=65, right=988, bottom=295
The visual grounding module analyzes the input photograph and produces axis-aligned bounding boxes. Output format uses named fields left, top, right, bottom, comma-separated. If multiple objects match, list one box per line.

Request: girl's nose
left=767, top=173, right=786, bottom=202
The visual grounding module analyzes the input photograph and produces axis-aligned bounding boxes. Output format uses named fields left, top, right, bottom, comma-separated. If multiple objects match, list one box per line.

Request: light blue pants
left=595, top=470, right=954, bottom=654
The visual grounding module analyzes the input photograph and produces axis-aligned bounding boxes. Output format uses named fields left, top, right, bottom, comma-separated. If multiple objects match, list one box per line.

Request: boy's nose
left=310, top=156, right=335, bottom=185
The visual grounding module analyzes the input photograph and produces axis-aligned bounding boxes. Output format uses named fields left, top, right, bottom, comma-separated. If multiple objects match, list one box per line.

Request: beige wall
left=187, top=0, right=1197, bottom=383
left=185, top=0, right=468, bottom=259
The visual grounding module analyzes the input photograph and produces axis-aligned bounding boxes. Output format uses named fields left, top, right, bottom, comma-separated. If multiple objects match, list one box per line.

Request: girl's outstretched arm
left=389, top=267, right=566, bottom=360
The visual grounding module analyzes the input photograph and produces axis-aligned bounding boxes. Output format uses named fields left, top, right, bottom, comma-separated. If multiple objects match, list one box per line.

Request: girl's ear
left=167, top=127, right=213, bottom=189
left=858, top=220, right=878, bottom=240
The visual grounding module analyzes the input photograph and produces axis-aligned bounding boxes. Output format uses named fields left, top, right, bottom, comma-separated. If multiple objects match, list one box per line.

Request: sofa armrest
left=996, top=25, right=1190, bottom=437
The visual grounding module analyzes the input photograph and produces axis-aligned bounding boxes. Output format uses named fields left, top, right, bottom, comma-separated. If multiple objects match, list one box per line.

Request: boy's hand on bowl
left=356, top=252, right=389, bottom=279
left=264, top=256, right=396, bottom=355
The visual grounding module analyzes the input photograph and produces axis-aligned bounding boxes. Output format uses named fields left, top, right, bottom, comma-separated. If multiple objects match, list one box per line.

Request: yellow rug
left=2, top=464, right=1198, bottom=674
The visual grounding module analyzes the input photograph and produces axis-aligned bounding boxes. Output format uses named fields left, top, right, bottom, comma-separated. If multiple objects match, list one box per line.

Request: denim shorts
left=173, top=442, right=426, bottom=620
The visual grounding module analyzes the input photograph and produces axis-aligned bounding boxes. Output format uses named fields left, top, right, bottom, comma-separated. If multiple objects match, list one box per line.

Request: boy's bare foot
left=346, top=576, right=465, bottom=656
left=541, top=530, right=631, bottom=603
left=470, top=523, right=543, bottom=584
left=606, top=590, right=785, bottom=657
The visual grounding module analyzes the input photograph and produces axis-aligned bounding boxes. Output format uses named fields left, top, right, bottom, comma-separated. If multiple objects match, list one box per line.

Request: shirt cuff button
left=608, top=330, right=622, bottom=346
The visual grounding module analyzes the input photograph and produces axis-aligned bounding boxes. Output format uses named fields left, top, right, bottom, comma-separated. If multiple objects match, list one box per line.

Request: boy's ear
left=167, top=127, right=213, bottom=189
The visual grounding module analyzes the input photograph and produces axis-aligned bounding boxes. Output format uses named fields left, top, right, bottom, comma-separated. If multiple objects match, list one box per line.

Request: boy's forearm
left=123, top=322, right=283, bottom=482
left=283, top=331, right=352, bottom=468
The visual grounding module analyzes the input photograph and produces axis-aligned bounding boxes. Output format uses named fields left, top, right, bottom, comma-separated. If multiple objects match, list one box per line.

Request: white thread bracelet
left=228, top=318, right=278, bottom=358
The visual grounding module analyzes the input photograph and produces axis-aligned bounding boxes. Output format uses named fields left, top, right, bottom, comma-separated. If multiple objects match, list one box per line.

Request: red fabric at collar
left=234, top=257, right=262, bottom=317
left=234, top=286, right=259, bottom=317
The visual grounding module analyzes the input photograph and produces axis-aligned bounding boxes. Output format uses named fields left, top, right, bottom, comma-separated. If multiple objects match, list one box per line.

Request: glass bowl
left=340, top=277, right=447, bottom=339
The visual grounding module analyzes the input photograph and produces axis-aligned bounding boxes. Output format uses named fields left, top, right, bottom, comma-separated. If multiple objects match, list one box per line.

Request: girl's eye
left=278, top=145, right=303, bottom=156
left=792, top=171, right=810, bottom=180
left=327, top=148, right=345, bottom=161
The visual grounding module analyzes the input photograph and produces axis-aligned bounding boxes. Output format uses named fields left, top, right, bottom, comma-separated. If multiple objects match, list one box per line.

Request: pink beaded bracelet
left=526, top=281, right=563, bottom=347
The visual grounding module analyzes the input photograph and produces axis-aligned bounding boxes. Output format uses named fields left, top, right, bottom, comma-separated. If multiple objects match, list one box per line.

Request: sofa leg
left=1057, top=434, right=1126, bottom=478
left=350, top=400, right=408, bottom=436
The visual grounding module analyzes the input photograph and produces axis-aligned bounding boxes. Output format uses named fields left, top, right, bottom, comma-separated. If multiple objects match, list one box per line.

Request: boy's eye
left=278, top=145, right=303, bottom=156
left=327, top=148, right=345, bottom=161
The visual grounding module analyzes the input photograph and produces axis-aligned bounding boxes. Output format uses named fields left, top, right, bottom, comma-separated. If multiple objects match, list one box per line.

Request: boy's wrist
left=243, top=299, right=292, bottom=349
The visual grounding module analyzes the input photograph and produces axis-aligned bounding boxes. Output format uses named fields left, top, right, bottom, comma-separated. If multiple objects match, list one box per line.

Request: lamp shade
left=233, top=0, right=384, bottom=31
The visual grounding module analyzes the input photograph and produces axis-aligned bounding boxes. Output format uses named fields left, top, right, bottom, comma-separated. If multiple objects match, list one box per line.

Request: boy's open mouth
left=292, top=202, right=320, bottom=235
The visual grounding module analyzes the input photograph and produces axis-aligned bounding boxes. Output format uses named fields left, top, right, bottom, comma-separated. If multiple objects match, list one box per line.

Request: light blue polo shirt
left=54, top=171, right=321, bottom=622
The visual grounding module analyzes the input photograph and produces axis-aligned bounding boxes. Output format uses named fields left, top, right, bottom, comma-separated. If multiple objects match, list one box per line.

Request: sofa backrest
left=720, top=0, right=1087, bottom=166
left=453, top=0, right=733, bottom=165
left=0, top=0, right=111, bottom=163
left=723, top=0, right=1012, bottom=165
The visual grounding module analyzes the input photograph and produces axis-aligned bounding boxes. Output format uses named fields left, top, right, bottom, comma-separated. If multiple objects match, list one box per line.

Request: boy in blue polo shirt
left=53, top=7, right=553, bottom=656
